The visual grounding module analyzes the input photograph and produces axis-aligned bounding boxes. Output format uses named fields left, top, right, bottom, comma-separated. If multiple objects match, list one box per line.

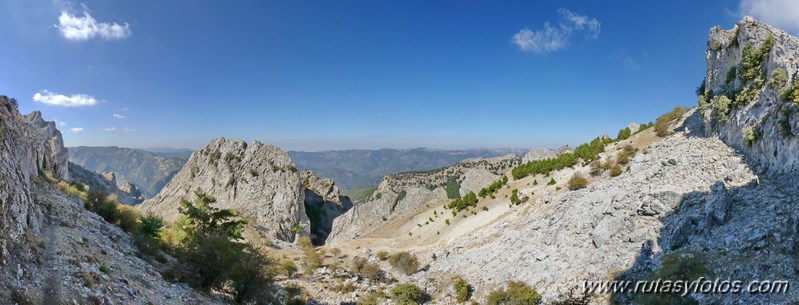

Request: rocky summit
left=137, top=137, right=312, bottom=242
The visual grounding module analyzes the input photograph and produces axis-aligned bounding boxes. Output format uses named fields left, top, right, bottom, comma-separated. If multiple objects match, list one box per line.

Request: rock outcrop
left=301, top=171, right=353, bottom=244
left=67, top=162, right=145, bottom=205
left=701, top=16, right=799, bottom=188
left=327, top=154, right=518, bottom=244
left=137, top=138, right=311, bottom=242
left=0, top=96, right=220, bottom=304
left=521, top=147, right=556, bottom=164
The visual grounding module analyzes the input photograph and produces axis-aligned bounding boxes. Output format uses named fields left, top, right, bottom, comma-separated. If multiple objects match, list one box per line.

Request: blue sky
left=1, top=0, right=795, bottom=151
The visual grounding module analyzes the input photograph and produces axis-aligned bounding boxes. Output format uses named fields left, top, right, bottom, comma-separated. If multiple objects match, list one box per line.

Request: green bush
left=546, top=178, right=556, bottom=186
left=448, top=191, right=478, bottom=212
left=280, top=259, right=298, bottom=277
left=480, top=176, right=508, bottom=198
left=742, top=125, right=760, bottom=146
left=486, top=281, right=542, bottom=305
left=616, top=127, right=631, bottom=141
left=512, top=138, right=608, bottom=180
left=609, top=164, right=622, bottom=177
left=350, top=257, right=385, bottom=281
left=631, top=252, right=711, bottom=305
left=138, top=214, right=164, bottom=239
left=726, top=66, right=737, bottom=84
left=769, top=68, right=787, bottom=89
left=376, top=251, right=390, bottom=261
left=171, top=189, right=273, bottom=303
left=510, top=189, right=521, bottom=205
left=567, top=173, right=588, bottom=190
left=710, top=95, right=732, bottom=121
left=454, top=277, right=472, bottom=303
left=389, top=252, right=419, bottom=275
left=445, top=178, right=461, bottom=199
left=390, top=283, right=429, bottom=305
left=654, top=107, right=686, bottom=137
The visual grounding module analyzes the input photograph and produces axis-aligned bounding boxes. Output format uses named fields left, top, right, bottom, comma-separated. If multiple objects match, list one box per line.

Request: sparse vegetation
left=479, top=176, right=508, bottom=198
left=631, top=251, right=712, bottom=305
left=454, top=277, right=473, bottom=303
left=609, top=164, right=623, bottom=177
left=350, top=257, right=385, bottom=282
left=390, top=283, right=429, bottom=305
left=769, top=68, right=787, bottom=89
left=567, top=173, right=588, bottom=190
left=357, top=290, right=387, bottom=305
left=742, top=124, right=760, bottom=146
left=447, top=191, right=478, bottom=212
left=547, top=178, right=556, bottom=186
left=388, top=252, right=420, bottom=275
left=376, top=251, right=390, bottom=261
left=510, top=189, right=522, bottom=205
left=654, top=107, right=687, bottom=137
left=298, top=236, right=322, bottom=274
left=486, top=281, right=542, bottom=305
left=616, top=127, right=631, bottom=141
left=616, top=144, right=638, bottom=165
left=711, top=95, right=732, bottom=121
left=512, top=137, right=608, bottom=180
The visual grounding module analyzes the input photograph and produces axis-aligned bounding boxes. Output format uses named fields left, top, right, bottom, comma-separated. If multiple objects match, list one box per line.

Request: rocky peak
left=701, top=16, right=799, bottom=188
left=521, top=147, right=556, bottom=164
left=300, top=171, right=353, bottom=244
left=137, top=137, right=310, bottom=242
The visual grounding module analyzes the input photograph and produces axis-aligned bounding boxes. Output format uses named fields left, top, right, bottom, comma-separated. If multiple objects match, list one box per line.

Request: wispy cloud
left=56, top=8, right=131, bottom=41
left=610, top=50, right=642, bottom=70
left=103, top=127, right=116, bottom=132
left=512, top=8, right=601, bottom=54
left=123, top=127, right=136, bottom=133
left=33, top=90, right=98, bottom=107
left=739, top=0, right=799, bottom=33
left=70, top=127, right=84, bottom=134
left=112, top=113, right=125, bottom=119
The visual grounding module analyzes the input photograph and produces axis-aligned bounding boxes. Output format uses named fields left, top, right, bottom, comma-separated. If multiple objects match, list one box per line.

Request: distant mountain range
left=68, top=146, right=525, bottom=196
left=68, top=146, right=188, bottom=198
left=287, top=148, right=525, bottom=190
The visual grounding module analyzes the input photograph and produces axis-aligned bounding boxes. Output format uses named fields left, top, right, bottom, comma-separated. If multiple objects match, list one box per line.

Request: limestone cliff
left=0, top=96, right=218, bottom=304
left=701, top=16, right=799, bottom=186
left=301, top=171, right=353, bottom=244
left=138, top=138, right=311, bottom=242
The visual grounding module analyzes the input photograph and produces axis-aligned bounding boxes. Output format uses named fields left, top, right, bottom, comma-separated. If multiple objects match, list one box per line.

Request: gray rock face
left=0, top=96, right=67, bottom=240
left=702, top=16, right=799, bottom=189
left=0, top=96, right=219, bottom=304
left=521, top=148, right=556, bottom=164
left=301, top=171, right=353, bottom=244
left=627, top=122, right=641, bottom=134
left=137, top=138, right=310, bottom=242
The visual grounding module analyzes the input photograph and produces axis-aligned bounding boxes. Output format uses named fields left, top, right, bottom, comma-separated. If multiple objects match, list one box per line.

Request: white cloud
left=123, top=127, right=136, bottom=133
left=112, top=113, right=125, bottom=119
left=52, top=118, right=67, bottom=126
left=56, top=10, right=131, bottom=41
left=70, top=127, right=84, bottom=133
left=103, top=127, right=116, bottom=132
left=512, top=8, right=601, bottom=54
left=740, top=0, right=799, bottom=33
left=33, top=90, right=98, bottom=107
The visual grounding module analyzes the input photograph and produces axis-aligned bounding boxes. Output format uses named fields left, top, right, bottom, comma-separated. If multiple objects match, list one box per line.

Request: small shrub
left=616, top=144, right=638, bottom=165
left=769, top=68, right=788, bottom=89
left=725, top=66, right=737, bottom=84
left=486, top=281, right=541, bottom=305
left=510, top=189, right=521, bottom=205
left=298, top=236, right=322, bottom=273
left=567, top=173, right=588, bottom=190
left=114, top=205, right=140, bottom=233
left=654, top=107, right=686, bottom=137
left=742, top=125, right=760, bottom=146
left=454, top=277, right=472, bottom=303
left=390, top=283, right=429, bottom=305
left=616, top=127, right=631, bottom=141
left=280, top=259, right=298, bottom=277
left=389, top=252, right=420, bottom=275
left=357, top=291, right=386, bottom=305
left=609, top=164, right=622, bottom=177
left=138, top=214, right=164, bottom=239
left=546, top=178, right=556, bottom=186
left=249, top=168, right=259, bottom=177
left=376, top=251, right=390, bottom=261
left=99, top=264, right=111, bottom=274
left=445, top=178, right=461, bottom=199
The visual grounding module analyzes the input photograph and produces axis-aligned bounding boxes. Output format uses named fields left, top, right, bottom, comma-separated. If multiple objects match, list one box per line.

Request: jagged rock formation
left=137, top=138, right=311, bottom=242
left=67, top=162, right=145, bottom=205
left=701, top=16, right=799, bottom=191
left=68, top=146, right=187, bottom=198
left=327, top=154, right=518, bottom=244
left=0, top=96, right=219, bottom=304
left=301, top=171, right=353, bottom=244
left=521, top=147, right=556, bottom=164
